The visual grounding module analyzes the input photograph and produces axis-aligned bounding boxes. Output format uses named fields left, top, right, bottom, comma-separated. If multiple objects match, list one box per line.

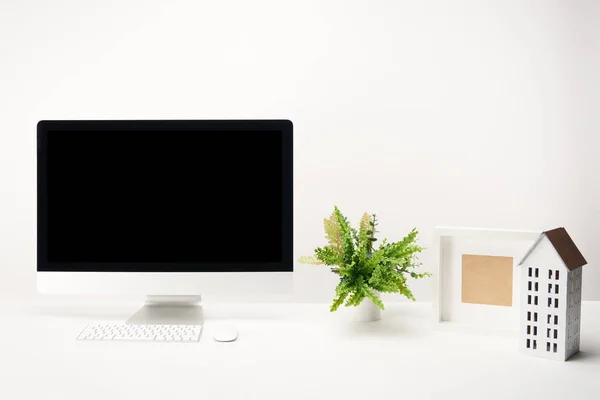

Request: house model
left=517, top=227, right=587, bottom=361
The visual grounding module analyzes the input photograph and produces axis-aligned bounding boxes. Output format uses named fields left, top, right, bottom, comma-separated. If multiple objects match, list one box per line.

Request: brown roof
left=543, top=228, right=587, bottom=271
left=518, top=227, right=587, bottom=270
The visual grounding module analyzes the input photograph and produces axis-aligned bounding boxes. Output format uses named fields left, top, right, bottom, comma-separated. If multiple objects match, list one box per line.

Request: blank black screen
left=45, top=130, right=283, bottom=269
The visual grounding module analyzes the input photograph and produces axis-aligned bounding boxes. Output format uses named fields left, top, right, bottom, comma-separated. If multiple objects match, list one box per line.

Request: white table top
left=1, top=300, right=599, bottom=400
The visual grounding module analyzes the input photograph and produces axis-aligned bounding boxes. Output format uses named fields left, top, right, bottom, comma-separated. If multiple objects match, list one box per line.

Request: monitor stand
left=125, top=295, right=204, bottom=325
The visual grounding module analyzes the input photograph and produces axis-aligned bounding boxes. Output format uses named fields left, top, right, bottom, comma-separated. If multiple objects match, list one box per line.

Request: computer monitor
left=37, top=120, right=293, bottom=324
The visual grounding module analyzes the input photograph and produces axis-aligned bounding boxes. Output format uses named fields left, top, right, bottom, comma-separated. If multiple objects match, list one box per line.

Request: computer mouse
left=212, top=325, right=238, bottom=342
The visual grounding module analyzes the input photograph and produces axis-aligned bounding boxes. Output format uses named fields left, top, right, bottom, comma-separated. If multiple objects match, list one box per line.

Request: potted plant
left=299, top=206, right=430, bottom=321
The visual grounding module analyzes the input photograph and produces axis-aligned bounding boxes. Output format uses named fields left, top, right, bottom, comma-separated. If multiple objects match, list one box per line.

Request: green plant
left=299, top=206, right=430, bottom=312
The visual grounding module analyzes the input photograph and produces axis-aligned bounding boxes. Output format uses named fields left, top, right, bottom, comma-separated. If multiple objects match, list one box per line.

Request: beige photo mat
left=461, top=254, right=514, bottom=307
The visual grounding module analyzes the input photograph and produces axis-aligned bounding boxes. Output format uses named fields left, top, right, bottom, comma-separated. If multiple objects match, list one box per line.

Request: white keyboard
left=77, top=324, right=203, bottom=342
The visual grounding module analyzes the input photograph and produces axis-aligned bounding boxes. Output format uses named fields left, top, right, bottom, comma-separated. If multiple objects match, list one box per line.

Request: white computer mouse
left=212, top=325, right=238, bottom=342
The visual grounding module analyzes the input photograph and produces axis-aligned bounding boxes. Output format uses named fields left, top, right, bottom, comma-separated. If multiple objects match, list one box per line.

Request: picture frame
left=433, top=226, right=541, bottom=333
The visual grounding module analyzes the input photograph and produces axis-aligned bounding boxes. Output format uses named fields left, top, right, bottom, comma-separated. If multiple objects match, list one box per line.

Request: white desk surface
left=1, top=300, right=599, bottom=400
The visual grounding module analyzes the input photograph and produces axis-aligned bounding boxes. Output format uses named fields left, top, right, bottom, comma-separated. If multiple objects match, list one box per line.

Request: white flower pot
left=354, top=293, right=381, bottom=322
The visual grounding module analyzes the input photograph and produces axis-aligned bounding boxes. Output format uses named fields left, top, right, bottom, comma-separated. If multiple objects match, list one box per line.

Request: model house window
left=534, top=296, right=538, bottom=306
left=554, top=329, right=558, bottom=339
left=555, top=270, right=559, bottom=280
left=554, top=315, right=558, bottom=325
left=533, top=326, right=537, bottom=336
left=533, top=340, right=537, bottom=349
left=547, top=314, right=551, bottom=324
left=549, top=270, right=552, bottom=279
left=534, top=312, right=538, bottom=322
left=555, top=284, right=559, bottom=294
left=535, top=282, right=538, bottom=292
left=548, top=297, right=552, bottom=307
left=528, top=267, right=532, bottom=277
left=528, top=295, right=531, bottom=305
left=548, top=283, right=552, bottom=293
left=546, top=342, right=551, bottom=352
left=527, top=338, right=531, bottom=348
left=527, top=325, right=531, bottom=334
left=535, top=268, right=539, bottom=278
left=554, top=298, right=559, bottom=308
left=528, top=281, right=532, bottom=291
left=553, top=343, right=557, bottom=353
left=527, top=311, right=531, bottom=321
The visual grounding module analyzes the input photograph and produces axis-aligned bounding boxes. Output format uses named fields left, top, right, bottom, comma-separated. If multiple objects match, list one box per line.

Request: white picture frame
left=433, top=226, right=541, bottom=333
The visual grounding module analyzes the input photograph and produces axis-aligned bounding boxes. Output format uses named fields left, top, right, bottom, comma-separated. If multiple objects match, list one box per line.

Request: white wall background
left=1, top=0, right=598, bottom=302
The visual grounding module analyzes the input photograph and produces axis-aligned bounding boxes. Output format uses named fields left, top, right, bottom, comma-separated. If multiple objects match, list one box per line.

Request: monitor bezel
left=37, top=120, right=293, bottom=273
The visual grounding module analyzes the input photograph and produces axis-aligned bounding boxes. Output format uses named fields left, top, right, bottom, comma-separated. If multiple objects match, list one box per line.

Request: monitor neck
left=125, top=295, right=204, bottom=325
left=144, top=295, right=202, bottom=306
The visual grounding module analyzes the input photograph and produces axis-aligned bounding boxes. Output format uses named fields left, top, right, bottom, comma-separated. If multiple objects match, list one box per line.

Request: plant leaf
left=330, top=279, right=352, bottom=311
left=297, top=256, right=324, bottom=265
left=323, top=211, right=343, bottom=258
left=333, top=206, right=355, bottom=267
left=363, top=285, right=385, bottom=310
left=359, top=212, right=371, bottom=238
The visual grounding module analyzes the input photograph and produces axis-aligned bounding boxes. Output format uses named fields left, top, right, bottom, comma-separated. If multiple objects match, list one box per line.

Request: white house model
left=518, top=227, right=587, bottom=361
